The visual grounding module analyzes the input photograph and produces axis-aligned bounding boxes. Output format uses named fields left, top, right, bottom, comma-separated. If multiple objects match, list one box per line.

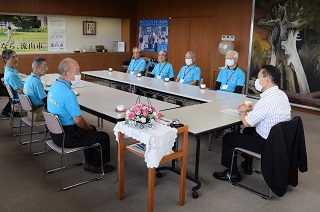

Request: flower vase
left=135, top=118, right=152, bottom=129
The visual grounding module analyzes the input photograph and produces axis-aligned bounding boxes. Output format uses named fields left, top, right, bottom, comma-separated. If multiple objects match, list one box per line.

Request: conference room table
left=160, top=95, right=257, bottom=198
left=21, top=73, right=98, bottom=90
left=73, top=85, right=180, bottom=124
left=82, top=70, right=240, bottom=103
left=41, top=73, right=99, bottom=89
left=40, top=71, right=261, bottom=199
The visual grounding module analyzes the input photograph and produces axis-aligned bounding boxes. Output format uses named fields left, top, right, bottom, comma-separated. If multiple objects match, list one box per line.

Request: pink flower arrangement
left=121, top=103, right=163, bottom=126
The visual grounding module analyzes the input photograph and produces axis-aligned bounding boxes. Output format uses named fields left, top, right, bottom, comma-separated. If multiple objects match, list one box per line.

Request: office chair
left=42, top=110, right=104, bottom=190
left=229, top=116, right=307, bottom=199
left=17, top=94, right=46, bottom=155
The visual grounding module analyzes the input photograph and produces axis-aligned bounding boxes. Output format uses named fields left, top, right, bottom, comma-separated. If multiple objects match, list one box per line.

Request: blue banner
left=139, top=19, right=169, bottom=52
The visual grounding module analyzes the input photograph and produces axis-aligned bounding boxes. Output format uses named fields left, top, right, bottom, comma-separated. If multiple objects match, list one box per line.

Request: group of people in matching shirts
left=125, top=47, right=245, bottom=93
left=2, top=47, right=291, bottom=184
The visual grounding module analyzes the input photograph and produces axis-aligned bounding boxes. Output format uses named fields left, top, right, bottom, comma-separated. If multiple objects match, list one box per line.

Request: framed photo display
left=83, top=21, right=96, bottom=35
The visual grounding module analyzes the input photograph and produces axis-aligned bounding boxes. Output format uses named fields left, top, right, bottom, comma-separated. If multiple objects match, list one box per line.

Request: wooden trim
left=117, top=125, right=188, bottom=211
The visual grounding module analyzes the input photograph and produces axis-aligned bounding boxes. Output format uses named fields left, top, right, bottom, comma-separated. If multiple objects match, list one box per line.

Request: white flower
left=140, top=117, right=146, bottom=123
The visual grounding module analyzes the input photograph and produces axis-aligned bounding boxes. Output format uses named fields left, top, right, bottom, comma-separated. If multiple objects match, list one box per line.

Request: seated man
left=175, top=51, right=201, bottom=105
left=126, top=47, right=147, bottom=76
left=213, top=65, right=291, bottom=182
left=47, top=58, right=114, bottom=173
left=175, top=51, right=201, bottom=85
left=116, top=47, right=146, bottom=91
left=148, top=50, right=174, bottom=100
left=215, top=50, right=245, bottom=94
left=23, top=57, right=48, bottom=121
left=2, top=49, right=23, bottom=117
left=150, top=50, right=174, bottom=81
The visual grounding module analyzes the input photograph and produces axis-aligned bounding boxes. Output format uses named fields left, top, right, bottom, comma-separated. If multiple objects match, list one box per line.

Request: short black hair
left=260, top=65, right=280, bottom=86
left=2, top=49, right=16, bottom=64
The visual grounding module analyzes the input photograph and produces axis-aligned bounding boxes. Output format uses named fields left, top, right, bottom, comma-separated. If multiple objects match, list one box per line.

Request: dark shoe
left=3, top=111, right=21, bottom=117
left=103, top=163, right=115, bottom=173
left=213, top=169, right=241, bottom=182
left=13, top=112, right=21, bottom=117
left=2, top=111, right=10, bottom=117
left=241, top=161, right=252, bottom=175
left=87, top=163, right=115, bottom=173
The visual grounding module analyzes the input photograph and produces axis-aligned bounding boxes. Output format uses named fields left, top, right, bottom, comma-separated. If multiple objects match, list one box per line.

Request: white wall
left=64, top=15, right=122, bottom=52
left=1, top=13, right=122, bottom=53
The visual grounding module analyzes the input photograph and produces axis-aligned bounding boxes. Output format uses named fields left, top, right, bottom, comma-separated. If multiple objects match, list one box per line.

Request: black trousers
left=50, top=125, right=110, bottom=167
left=221, top=127, right=265, bottom=173
left=0, top=74, right=11, bottom=113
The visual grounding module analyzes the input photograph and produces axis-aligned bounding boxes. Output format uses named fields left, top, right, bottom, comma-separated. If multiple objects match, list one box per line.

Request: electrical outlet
left=221, top=35, right=227, bottom=41
left=229, top=35, right=235, bottom=41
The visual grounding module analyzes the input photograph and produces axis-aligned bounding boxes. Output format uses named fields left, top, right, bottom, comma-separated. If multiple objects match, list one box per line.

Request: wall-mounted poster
left=0, top=15, right=48, bottom=52
left=48, top=17, right=66, bottom=51
left=139, top=19, right=169, bottom=52
left=247, top=0, right=320, bottom=111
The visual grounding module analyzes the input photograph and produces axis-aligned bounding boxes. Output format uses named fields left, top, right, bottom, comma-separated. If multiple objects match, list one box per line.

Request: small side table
left=116, top=124, right=188, bottom=212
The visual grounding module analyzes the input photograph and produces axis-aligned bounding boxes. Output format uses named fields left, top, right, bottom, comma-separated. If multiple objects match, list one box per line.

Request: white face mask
left=185, top=58, right=193, bottom=66
left=68, top=72, right=81, bottom=86
left=225, top=59, right=234, bottom=67
left=254, top=78, right=266, bottom=92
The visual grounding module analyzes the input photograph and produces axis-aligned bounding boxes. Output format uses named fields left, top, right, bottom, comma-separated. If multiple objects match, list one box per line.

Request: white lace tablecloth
left=113, top=121, right=178, bottom=168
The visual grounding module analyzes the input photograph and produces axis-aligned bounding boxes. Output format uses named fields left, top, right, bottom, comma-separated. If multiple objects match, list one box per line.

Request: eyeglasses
left=9, top=55, right=18, bottom=60
left=40, top=65, right=48, bottom=69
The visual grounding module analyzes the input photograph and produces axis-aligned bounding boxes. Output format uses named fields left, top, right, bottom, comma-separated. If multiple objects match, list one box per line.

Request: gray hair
left=32, top=57, right=47, bottom=70
left=186, top=51, right=196, bottom=58
left=226, top=50, right=239, bottom=59
left=158, top=50, right=168, bottom=56
left=58, top=58, right=75, bottom=74
left=2, top=49, right=16, bottom=64
left=132, top=47, right=142, bottom=53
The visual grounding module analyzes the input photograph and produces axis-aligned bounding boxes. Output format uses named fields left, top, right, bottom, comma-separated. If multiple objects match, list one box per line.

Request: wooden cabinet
left=15, top=52, right=132, bottom=75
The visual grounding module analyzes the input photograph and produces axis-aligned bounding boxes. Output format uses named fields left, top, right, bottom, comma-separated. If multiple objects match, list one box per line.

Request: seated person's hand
left=238, top=102, right=252, bottom=113
left=238, top=103, right=246, bottom=113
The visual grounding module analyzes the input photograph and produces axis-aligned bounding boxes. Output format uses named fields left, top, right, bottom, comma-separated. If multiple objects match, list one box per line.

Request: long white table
left=82, top=70, right=240, bottom=103
left=22, top=73, right=99, bottom=90
left=160, top=96, right=257, bottom=198
left=74, top=85, right=180, bottom=124
left=41, top=73, right=99, bottom=89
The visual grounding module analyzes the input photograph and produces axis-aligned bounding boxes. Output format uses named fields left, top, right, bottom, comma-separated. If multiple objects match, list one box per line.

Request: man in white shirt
left=213, top=65, right=291, bottom=182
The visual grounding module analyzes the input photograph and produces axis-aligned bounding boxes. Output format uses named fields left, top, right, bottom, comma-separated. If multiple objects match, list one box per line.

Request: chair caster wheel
left=192, top=191, right=199, bottom=199
left=156, top=172, right=163, bottom=178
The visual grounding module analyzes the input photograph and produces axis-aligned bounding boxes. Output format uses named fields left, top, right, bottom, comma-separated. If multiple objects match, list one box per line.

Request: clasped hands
left=238, top=102, right=253, bottom=113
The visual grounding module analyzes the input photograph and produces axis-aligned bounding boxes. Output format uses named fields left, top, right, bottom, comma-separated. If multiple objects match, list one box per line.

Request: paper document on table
left=220, top=108, right=240, bottom=117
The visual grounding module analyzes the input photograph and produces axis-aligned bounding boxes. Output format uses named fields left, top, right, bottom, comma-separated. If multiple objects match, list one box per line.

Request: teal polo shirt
left=177, top=64, right=201, bottom=84
left=151, top=62, right=174, bottom=79
left=216, top=66, right=245, bottom=92
left=47, top=78, right=81, bottom=126
left=4, top=66, right=24, bottom=101
left=128, top=58, right=146, bottom=75
left=23, top=73, right=46, bottom=106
